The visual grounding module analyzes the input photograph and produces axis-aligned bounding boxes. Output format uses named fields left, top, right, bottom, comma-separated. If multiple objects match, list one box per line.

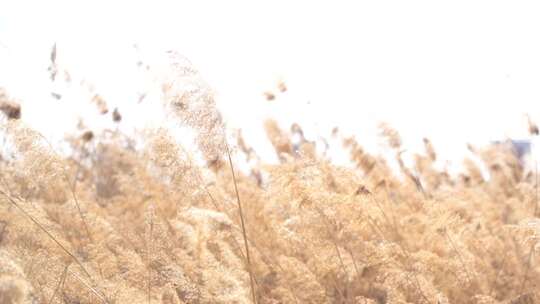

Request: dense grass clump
left=0, top=53, right=539, bottom=304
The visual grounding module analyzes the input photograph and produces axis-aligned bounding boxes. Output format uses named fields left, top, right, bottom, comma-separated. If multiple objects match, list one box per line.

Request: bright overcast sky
left=1, top=0, right=540, bottom=169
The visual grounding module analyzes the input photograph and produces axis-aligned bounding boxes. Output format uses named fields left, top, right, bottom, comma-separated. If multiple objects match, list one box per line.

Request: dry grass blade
left=203, top=185, right=300, bottom=304
left=443, top=229, right=474, bottom=286
left=489, top=250, right=508, bottom=297
left=67, top=269, right=109, bottom=303
left=535, top=162, right=538, bottom=217
left=518, top=242, right=534, bottom=295
left=225, top=143, right=258, bottom=304
left=0, top=188, right=109, bottom=301
left=47, top=263, right=70, bottom=304
left=0, top=188, right=92, bottom=279
left=146, top=204, right=155, bottom=304
left=518, top=163, right=539, bottom=294
left=35, top=132, right=94, bottom=243
left=313, top=206, right=348, bottom=277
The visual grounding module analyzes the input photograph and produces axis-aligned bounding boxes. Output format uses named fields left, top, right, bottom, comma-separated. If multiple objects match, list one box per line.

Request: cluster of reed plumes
left=1, top=61, right=540, bottom=304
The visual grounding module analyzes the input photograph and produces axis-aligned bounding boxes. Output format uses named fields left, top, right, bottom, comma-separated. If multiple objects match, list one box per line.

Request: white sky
left=1, top=0, right=540, bottom=170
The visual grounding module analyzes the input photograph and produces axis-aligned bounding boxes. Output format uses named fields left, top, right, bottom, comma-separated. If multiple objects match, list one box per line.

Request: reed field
left=0, top=51, right=539, bottom=304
